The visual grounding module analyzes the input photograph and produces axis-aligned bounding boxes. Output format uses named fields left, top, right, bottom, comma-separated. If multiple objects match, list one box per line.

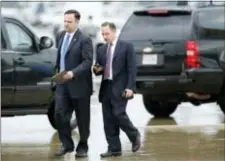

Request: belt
left=103, top=79, right=112, bottom=84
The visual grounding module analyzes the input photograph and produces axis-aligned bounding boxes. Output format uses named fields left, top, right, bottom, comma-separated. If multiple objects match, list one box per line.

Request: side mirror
left=220, top=50, right=225, bottom=69
left=89, top=32, right=97, bottom=38
left=40, top=36, right=53, bottom=49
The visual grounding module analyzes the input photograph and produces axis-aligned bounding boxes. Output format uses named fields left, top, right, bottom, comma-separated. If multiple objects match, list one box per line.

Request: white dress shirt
left=107, top=38, right=118, bottom=80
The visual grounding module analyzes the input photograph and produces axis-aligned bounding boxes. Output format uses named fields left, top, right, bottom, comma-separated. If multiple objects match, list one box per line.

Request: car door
left=4, top=17, right=54, bottom=107
left=1, top=28, right=15, bottom=107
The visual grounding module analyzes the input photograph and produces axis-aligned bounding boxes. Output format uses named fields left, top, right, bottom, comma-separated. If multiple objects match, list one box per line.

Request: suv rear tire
left=143, top=95, right=178, bottom=117
left=47, top=101, right=77, bottom=130
left=217, top=84, right=225, bottom=114
left=217, top=96, right=225, bottom=114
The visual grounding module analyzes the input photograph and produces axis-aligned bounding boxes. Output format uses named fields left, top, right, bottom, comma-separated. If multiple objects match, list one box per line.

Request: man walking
left=54, top=9, right=93, bottom=158
left=93, top=22, right=141, bottom=158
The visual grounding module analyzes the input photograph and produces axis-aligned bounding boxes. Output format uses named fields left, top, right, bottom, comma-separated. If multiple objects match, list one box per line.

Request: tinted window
left=119, top=11, right=191, bottom=41
left=196, top=8, right=225, bottom=40
left=5, top=22, right=33, bottom=50
left=1, top=32, right=6, bottom=49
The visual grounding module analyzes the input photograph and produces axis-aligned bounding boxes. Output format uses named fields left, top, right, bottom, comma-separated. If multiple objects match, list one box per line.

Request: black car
left=117, top=4, right=225, bottom=117
left=1, top=15, right=77, bottom=129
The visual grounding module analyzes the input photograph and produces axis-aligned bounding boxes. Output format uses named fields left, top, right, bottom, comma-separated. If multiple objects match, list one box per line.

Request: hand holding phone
left=93, top=63, right=103, bottom=74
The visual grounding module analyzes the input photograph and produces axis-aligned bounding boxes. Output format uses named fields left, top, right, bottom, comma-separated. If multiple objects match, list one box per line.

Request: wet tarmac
left=1, top=87, right=225, bottom=161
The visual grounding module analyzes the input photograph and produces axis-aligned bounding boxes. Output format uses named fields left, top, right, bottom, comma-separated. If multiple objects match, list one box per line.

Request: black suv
left=118, top=4, right=225, bottom=117
left=1, top=15, right=77, bottom=129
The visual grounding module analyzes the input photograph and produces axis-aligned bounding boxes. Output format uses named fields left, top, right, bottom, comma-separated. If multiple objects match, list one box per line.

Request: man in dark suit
left=93, top=22, right=141, bottom=158
left=54, top=10, right=93, bottom=158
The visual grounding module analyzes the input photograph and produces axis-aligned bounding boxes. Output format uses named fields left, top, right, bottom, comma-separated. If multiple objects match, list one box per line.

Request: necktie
left=60, top=34, right=70, bottom=72
left=104, top=44, right=112, bottom=79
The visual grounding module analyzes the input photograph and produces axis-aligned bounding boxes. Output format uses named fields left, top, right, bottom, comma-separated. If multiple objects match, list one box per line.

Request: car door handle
left=44, top=60, right=51, bottom=64
left=14, top=57, right=25, bottom=65
left=37, top=81, right=52, bottom=89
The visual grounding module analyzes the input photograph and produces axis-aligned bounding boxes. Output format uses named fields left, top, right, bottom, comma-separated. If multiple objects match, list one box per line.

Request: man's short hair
left=101, top=22, right=116, bottom=30
left=64, top=9, right=81, bottom=20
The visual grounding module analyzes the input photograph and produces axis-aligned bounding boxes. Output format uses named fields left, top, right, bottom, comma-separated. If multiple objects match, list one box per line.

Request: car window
left=5, top=22, right=33, bottom=51
left=196, top=8, right=225, bottom=40
left=119, top=10, right=191, bottom=41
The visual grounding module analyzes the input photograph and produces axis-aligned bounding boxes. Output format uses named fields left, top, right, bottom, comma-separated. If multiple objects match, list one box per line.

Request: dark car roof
left=2, top=14, right=36, bottom=30
left=137, top=4, right=224, bottom=12
left=2, top=14, right=25, bottom=24
left=2, top=14, right=41, bottom=40
left=2, top=14, right=20, bottom=19
left=139, top=5, right=193, bottom=12
left=195, top=5, right=224, bottom=11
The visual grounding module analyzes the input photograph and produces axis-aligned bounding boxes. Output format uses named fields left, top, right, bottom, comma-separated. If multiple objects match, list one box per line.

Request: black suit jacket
left=55, top=29, right=93, bottom=97
left=94, top=40, right=137, bottom=102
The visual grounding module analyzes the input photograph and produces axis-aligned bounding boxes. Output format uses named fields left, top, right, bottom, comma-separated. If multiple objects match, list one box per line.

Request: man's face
left=101, top=25, right=116, bottom=43
left=64, top=14, right=78, bottom=32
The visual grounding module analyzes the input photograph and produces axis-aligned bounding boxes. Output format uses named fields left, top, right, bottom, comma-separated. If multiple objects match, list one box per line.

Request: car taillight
left=186, top=41, right=201, bottom=68
left=148, top=9, right=169, bottom=14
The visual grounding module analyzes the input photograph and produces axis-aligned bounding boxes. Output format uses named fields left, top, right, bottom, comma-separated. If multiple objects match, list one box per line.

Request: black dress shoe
left=132, top=131, right=141, bottom=152
left=75, top=149, right=88, bottom=158
left=75, top=141, right=88, bottom=158
left=76, top=141, right=88, bottom=152
left=100, top=151, right=122, bottom=158
left=54, top=147, right=74, bottom=156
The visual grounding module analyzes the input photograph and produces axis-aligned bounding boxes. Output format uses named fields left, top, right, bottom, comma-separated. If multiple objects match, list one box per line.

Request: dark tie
left=104, top=44, right=112, bottom=79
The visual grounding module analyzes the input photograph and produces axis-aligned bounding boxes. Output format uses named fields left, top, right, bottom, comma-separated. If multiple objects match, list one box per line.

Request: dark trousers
left=54, top=84, right=90, bottom=151
left=102, top=81, right=138, bottom=152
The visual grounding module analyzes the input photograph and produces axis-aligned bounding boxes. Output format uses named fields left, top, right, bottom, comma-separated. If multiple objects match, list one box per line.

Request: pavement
left=1, top=80, right=225, bottom=161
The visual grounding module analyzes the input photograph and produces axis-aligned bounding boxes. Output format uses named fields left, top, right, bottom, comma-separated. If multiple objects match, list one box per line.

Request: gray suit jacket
left=56, top=29, right=93, bottom=97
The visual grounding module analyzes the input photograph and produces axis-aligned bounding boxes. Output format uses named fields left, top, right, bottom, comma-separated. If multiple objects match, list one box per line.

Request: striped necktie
left=104, top=44, right=113, bottom=79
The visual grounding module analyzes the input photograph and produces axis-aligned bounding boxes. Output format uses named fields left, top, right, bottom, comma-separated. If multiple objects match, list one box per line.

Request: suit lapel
left=103, top=44, right=108, bottom=65
left=56, top=31, right=65, bottom=69
left=56, top=30, right=80, bottom=68
left=112, top=40, right=121, bottom=62
left=103, top=40, right=121, bottom=65
left=67, top=29, right=81, bottom=54
left=58, top=31, right=66, bottom=53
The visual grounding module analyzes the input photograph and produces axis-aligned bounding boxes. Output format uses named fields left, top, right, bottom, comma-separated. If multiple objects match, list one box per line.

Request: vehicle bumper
left=136, top=68, right=224, bottom=95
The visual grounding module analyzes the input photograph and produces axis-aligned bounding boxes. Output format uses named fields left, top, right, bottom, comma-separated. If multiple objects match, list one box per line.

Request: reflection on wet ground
left=1, top=95, right=225, bottom=161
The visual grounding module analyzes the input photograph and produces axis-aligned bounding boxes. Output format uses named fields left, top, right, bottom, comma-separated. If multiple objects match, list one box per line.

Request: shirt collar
left=66, top=29, right=77, bottom=38
left=110, top=38, right=118, bottom=46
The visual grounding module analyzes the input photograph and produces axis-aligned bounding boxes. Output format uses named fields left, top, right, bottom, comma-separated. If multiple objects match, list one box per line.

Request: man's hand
left=93, top=66, right=103, bottom=73
left=62, top=71, right=74, bottom=81
left=125, top=89, right=134, bottom=98
left=93, top=64, right=103, bottom=75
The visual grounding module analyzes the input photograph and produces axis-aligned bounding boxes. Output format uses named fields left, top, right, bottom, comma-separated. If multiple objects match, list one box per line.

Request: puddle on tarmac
left=1, top=97, right=225, bottom=161
left=2, top=118, right=224, bottom=161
